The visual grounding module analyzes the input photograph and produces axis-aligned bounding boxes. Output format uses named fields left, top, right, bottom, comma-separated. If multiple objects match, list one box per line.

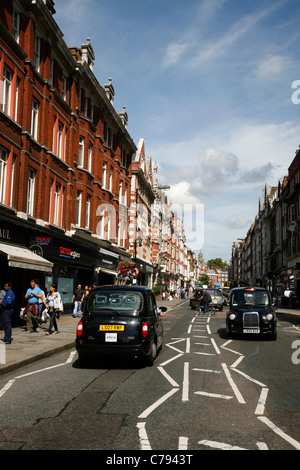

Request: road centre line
left=182, top=362, right=189, bottom=402
left=222, top=363, right=246, bottom=404
left=258, top=416, right=300, bottom=450
left=138, top=388, right=179, bottom=419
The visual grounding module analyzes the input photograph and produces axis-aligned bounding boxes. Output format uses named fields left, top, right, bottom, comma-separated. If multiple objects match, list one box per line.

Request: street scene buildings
left=231, top=152, right=300, bottom=307
left=0, top=0, right=205, bottom=313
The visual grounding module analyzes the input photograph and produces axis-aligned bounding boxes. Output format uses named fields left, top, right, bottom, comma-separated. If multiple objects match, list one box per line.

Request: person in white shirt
left=45, top=284, right=61, bottom=335
left=284, top=287, right=292, bottom=309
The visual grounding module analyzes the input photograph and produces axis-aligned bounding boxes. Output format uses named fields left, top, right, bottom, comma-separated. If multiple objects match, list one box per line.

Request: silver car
left=207, top=288, right=224, bottom=311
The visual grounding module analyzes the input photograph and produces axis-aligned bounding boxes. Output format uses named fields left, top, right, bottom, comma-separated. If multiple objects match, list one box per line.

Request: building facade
left=231, top=152, right=300, bottom=306
left=0, top=0, right=193, bottom=316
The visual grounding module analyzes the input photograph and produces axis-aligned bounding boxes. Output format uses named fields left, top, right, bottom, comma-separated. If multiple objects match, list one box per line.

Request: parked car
left=190, top=288, right=223, bottom=311
left=76, top=285, right=166, bottom=367
left=226, top=287, right=277, bottom=340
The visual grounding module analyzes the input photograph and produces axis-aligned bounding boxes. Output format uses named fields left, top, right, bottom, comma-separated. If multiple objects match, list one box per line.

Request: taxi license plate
left=105, top=333, right=117, bottom=342
left=99, top=325, right=125, bottom=331
left=243, top=329, right=260, bottom=334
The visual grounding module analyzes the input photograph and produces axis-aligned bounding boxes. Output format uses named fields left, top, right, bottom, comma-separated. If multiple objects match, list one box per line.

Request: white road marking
left=178, top=436, right=189, bottom=450
left=232, top=368, right=267, bottom=388
left=138, top=388, right=179, bottom=419
left=159, top=353, right=183, bottom=367
left=137, top=422, right=152, bottom=450
left=198, top=439, right=247, bottom=450
left=0, top=379, right=16, bottom=398
left=258, top=416, right=300, bottom=450
left=255, top=388, right=269, bottom=415
left=194, top=352, right=215, bottom=356
left=195, top=391, right=233, bottom=400
left=256, top=441, right=268, bottom=450
left=222, top=363, right=246, bottom=404
left=230, top=356, right=244, bottom=368
left=0, top=350, right=77, bottom=398
left=182, top=362, right=189, bottom=402
left=157, top=366, right=179, bottom=387
left=210, top=338, right=221, bottom=354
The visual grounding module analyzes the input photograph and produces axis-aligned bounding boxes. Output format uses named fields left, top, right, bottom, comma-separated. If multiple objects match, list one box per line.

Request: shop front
left=0, top=219, right=54, bottom=321
left=96, top=248, right=119, bottom=285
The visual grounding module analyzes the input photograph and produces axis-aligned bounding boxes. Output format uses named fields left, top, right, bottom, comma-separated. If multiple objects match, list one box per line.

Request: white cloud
left=226, top=215, right=253, bottom=229
left=162, top=43, right=188, bottom=68
left=255, top=54, right=293, bottom=79
left=191, top=0, right=288, bottom=68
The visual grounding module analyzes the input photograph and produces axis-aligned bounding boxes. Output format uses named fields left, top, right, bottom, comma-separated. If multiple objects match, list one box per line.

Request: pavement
left=0, top=300, right=299, bottom=376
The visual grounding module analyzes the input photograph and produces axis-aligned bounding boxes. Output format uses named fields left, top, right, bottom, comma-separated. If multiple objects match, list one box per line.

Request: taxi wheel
left=146, top=340, right=157, bottom=366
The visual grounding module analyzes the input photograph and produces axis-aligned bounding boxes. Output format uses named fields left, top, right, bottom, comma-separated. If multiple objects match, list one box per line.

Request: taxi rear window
left=87, top=291, right=143, bottom=314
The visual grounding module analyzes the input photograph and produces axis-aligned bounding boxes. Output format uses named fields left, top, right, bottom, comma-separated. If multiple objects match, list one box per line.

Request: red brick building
left=0, top=0, right=136, bottom=311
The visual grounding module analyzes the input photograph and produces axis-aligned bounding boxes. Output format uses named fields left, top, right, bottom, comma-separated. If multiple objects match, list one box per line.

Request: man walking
left=0, top=282, right=15, bottom=344
left=25, top=279, right=43, bottom=332
left=72, top=284, right=84, bottom=317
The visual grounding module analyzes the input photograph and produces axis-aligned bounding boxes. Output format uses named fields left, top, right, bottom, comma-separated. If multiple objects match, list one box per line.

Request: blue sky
left=54, top=0, right=300, bottom=262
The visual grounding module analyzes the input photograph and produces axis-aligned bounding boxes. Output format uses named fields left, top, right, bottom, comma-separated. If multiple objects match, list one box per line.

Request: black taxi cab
left=226, top=287, right=277, bottom=340
left=76, top=285, right=166, bottom=366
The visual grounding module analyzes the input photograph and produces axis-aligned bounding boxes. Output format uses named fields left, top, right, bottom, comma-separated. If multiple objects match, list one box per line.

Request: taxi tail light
left=77, top=321, right=84, bottom=337
left=142, top=322, right=149, bottom=338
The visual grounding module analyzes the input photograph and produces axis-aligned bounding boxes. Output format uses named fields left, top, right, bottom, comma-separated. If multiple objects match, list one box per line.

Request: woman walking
left=45, top=284, right=61, bottom=335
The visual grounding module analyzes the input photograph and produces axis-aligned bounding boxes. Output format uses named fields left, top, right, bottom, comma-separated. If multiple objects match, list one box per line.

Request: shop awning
left=0, top=243, right=53, bottom=273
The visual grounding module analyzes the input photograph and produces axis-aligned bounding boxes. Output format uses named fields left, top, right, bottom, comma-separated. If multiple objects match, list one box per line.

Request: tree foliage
left=207, top=258, right=227, bottom=269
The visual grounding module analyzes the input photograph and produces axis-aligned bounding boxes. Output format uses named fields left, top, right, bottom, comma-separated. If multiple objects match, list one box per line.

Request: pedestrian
left=0, top=282, right=15, bottom=344
left=45, top=284, right=60, bottom=335
left=83, top=285, right=90, bottom=298
left=284, top=287, right=292, bottom=309
left=72, top=284, right=84, bottom=317
left=200, top=288, right=212, bottom=313
left=36, top=280, right=46, bottom=324
left=24, top=279, right=43, bottom=332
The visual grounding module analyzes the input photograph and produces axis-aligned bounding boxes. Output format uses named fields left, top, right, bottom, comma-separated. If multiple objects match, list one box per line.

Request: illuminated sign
left=59, top=246, right=81, bottom=260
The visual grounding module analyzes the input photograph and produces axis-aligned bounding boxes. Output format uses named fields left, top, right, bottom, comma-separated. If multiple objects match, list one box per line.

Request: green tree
left=207, top=258, right=227, bottom=269
left=198, top=274, right=211, bottom=286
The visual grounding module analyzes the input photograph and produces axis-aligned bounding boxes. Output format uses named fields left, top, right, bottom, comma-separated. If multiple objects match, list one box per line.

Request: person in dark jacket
left=200, top=289, right=212, bottom=313
left=0, top=282, right=15, bottom=344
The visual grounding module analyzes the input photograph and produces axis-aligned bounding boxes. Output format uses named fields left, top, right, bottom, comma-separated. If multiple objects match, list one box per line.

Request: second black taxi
left=76, top=285, right=166, bottom=367
left=226, top=287, right=277, bottom=340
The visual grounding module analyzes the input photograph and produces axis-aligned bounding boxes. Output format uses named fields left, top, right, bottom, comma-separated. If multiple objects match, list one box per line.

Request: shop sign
left=33, top=237, right=52, bottom=245
left=0, top=228, right=10, bottom=240
left=29, top=244, right=44, bottom=257
left=59, top=246, right=81, bottom=260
